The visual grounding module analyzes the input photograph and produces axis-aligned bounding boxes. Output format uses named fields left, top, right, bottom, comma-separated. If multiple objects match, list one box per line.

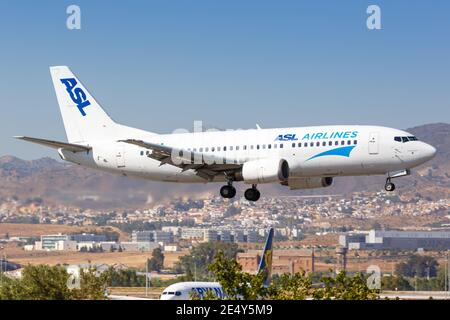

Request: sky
left=1, top=0, right=449, bottom=159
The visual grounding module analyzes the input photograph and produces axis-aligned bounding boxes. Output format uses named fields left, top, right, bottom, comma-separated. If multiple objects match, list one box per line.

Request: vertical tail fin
left=50, top=66, right=117, bottom=143
left=257, top=228, right=274, bottom=286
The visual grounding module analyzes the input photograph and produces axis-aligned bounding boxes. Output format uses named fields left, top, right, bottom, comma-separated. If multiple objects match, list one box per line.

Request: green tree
left=176, top=242, right=241, bottom=281
left=395, top=255, right=438, bottom=278
left=312, top=271, right=379, bottom=300
left=148, top=247, right=164, bottom=272
left=381, top=275, right=413, bottom=291
left=0, top=265, right=109, bottom=300
left=207, top=251, right=266, bottom=300
left=267, top=272, right=312, bottom=300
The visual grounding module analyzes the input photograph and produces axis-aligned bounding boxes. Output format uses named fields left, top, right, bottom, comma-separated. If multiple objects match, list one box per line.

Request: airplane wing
left=14, top=136, right=91, bottom=152
left=119, top=139, right=241, bottom=181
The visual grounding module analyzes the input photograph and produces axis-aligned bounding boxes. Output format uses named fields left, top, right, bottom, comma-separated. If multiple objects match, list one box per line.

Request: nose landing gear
left=384, top=169, right=410, bottom=192
left=244, top=185, right=260, bottom=202
left=384, top=179, right=395, bottom=192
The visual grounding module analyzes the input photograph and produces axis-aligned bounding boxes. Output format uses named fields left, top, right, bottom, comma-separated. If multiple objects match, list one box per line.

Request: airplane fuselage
left=59, top=125, right=436, bottom=183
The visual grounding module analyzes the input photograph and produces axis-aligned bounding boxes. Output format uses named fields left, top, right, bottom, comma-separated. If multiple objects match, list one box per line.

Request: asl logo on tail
left=60, top=78, right=91, bottom=116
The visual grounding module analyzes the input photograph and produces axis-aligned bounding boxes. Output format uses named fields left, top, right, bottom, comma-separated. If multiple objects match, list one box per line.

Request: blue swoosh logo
left=306, top=145, right=355, bottom=161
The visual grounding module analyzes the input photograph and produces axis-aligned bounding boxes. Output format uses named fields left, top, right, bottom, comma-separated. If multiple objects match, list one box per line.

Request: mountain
left=1, top=123, right=449, bottom=209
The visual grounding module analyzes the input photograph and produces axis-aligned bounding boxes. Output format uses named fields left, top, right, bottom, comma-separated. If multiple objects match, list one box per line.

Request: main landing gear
left=219, top=182, right=261, bottom=202
left=220, top=181, right=236, bottom=199
left=384, top=169, right=411, bottom=192
left=244, top=185, right=260, bottom=202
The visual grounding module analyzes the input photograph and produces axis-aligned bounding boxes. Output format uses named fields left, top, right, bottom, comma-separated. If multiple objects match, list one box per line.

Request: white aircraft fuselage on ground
left=15, top=66, right=437, bottom=201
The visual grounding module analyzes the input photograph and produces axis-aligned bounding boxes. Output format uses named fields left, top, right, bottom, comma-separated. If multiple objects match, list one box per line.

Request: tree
left=312, top=271, right=379, bottom=300
left=176, top=242, right=241, bottom=281
left=205, top=254, right=379, bottom=300
left=0, top=265, right=109, bottom=300
left=395, top=255, right=438, bottom=278
left=207, top=251, right=266, bottom=300
left=148, top=247, right=164, bottom=272
left=381, top=275, right=413, bottom=291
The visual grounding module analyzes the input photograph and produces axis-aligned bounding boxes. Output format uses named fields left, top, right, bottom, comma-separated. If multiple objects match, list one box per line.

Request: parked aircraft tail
left=257, top=228, right=274, bottom=286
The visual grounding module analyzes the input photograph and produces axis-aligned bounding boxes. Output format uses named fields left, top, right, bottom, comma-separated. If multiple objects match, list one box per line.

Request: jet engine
left=240, top=158, right=289, bottom=184
left=284, top=177, right=333, bottom=190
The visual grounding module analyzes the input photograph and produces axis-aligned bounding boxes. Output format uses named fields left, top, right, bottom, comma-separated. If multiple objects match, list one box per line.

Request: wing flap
left=119, top=139, right=241, bottom=180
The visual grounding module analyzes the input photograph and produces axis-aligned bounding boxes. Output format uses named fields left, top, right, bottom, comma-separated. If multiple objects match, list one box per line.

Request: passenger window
left=335, top=141, right=339, bottom=146
left=243, top=145, right=247, bottom=150
left=347, top=140, right=351, bottom=145
left=341, top=141, right=345, bottom=145
left=310, top=142, right=314, bottom=147
left=223, top=146, right=226, bottom=151
left=205, top=147, right=209, bottom=152
left=211, top=147, right=215, bottom=152
left=316, top=142, right=320, bottom=147
left=230, top=146, right=233, bottom=151
left=298, top=143, right=301, bottom=147
left=140, top=151, right=144, bottom=156
left=268, top=144, right=271, bottom=149
left=304, top=143, right=307, bottom=148
left=274, top=144, right=277, bottom=149
left=292, top=143, right=296, bottom=148
left=250, top=145, right=254, bottom=150
left=236, top=146, right=239, bottom=151
left=280, top=144, right=283, bottom=148
left=322, top=141, right=326, bottom=146
left=217, top=147, right=221, bottom=151
left=257, top=145, right=260, bottom=150
left=354, top=140, right=357, bottom=145
left=262, top=144, right=266, bottom=149
left=199, top=148, right=203, bottom=152
left=328, top=141, right=332, bottom=146
left=193, top=148, right=197, bottom=152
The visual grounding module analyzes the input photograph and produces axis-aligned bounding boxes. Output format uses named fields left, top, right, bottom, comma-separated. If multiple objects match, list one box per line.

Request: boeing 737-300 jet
left=15, top=66, right=437, bottom=202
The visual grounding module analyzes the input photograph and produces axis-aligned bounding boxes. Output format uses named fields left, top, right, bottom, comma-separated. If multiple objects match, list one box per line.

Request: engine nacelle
left=241, top=158, right=289, bottom=184
left=285, top=177, right=333, bottom=190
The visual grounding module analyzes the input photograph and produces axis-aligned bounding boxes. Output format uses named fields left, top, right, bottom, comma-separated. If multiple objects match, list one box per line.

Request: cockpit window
left=394, top=136, right=419, bottom=143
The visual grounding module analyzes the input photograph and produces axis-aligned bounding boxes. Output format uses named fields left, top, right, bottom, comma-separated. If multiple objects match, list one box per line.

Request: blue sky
left=1, top=1, right=449, bottom=159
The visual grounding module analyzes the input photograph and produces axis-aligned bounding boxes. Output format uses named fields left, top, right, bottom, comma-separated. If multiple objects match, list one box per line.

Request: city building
left=340, top=230, right=450, bottom=250
left=237, top=249, right=315, bottom=275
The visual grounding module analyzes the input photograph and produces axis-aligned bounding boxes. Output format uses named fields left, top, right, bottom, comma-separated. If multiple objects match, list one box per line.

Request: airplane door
left=115, top=146, right=126, bottom=168
left=368, top=132, right=379, bottom=155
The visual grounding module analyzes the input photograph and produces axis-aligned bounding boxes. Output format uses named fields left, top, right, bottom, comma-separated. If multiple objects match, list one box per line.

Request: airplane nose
left=422, top=143, right=437, bottom=161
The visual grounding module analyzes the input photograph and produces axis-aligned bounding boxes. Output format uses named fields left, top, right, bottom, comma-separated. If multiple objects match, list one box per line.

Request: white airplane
left=160, top=228, right=274, bottom=300
left=15, top=66, right=436, bottom=201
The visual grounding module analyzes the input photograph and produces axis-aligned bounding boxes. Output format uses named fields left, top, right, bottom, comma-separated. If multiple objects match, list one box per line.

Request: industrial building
left=237, top=249, right=315, bottom=275
left=340, top=230, right=450, bottom=250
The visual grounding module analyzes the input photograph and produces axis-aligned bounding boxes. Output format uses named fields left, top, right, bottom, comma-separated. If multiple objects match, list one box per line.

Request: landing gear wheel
left=384, top=182, right=395, bottom=192
left=244, top=188, right=261, bottom=202
left=220, top=185, right=236, bottom=198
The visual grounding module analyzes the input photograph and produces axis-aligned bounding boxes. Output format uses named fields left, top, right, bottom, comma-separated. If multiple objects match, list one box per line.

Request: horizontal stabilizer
left=14, top=136, right=91, bottom=152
